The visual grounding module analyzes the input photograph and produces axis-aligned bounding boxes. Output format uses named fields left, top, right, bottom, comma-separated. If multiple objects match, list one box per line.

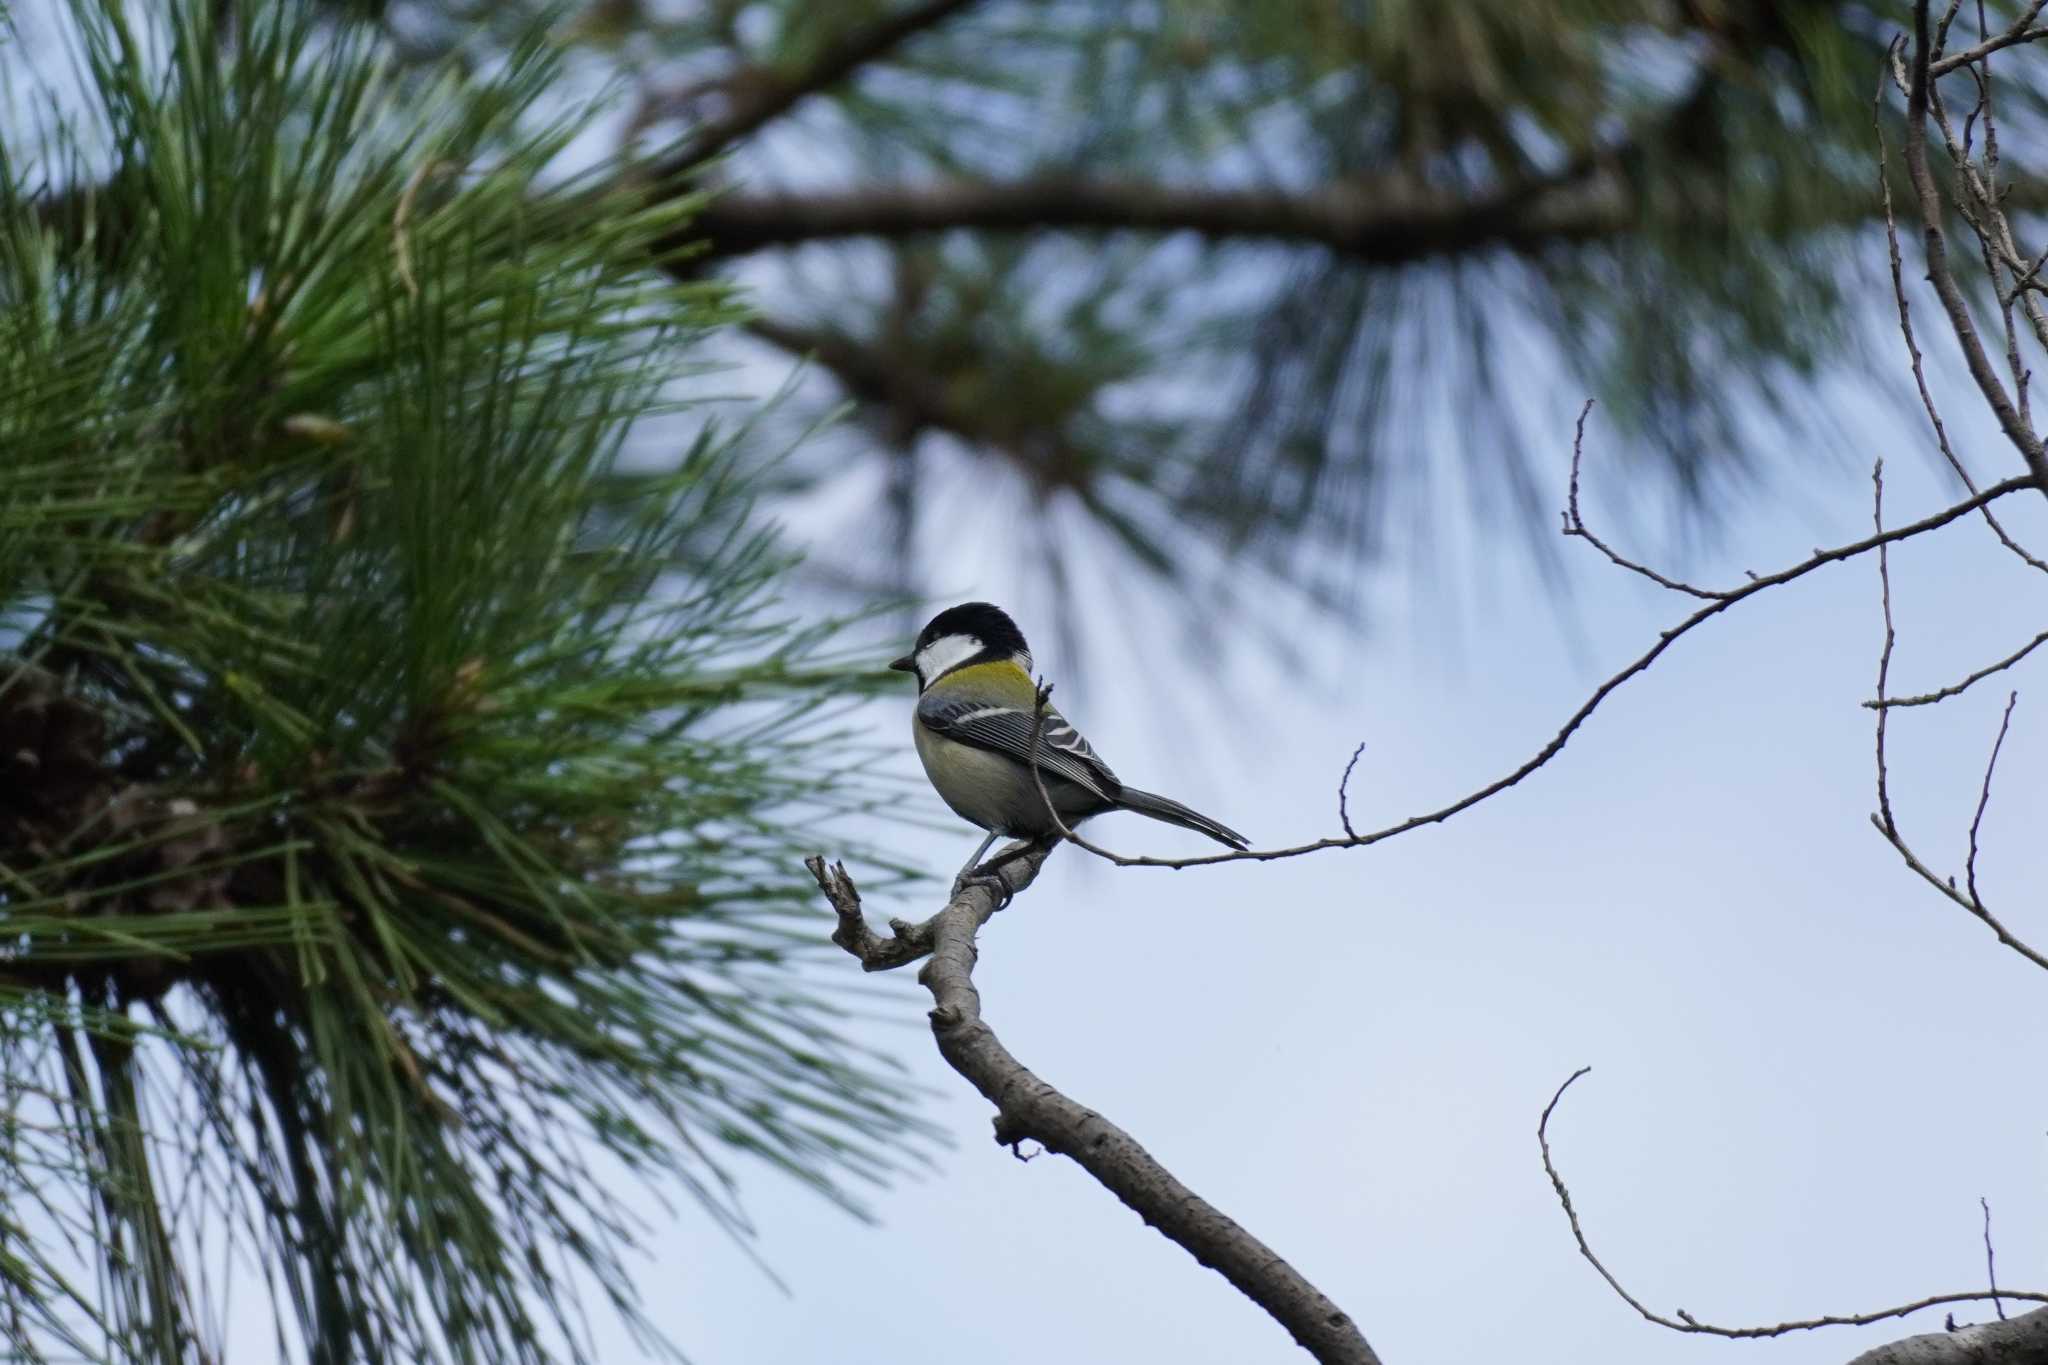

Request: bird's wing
left=916, top=695, right=1122, bottom=802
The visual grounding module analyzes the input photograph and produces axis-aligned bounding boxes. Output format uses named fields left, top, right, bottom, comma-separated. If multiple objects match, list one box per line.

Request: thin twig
left=1019, top=679, right=1083, bottom=858
left=1562, top=401, right=1724, bottom=599
left=1337, top=743, right=1366, bottom=839
left=1044, top=474, right=2033, bottom=870
left=1983, top=1196, right=2007, bottom=1321
left=1875, top=464, right=1900, bottom=836
left=1964, top=692, right=2018, bottom=907
left=1868, top=808, right=2048, bottom=972
left=1875, top=53, right=2048, bottom=573
left=1929, top=2, right=2048, bottom=77
left=1903, top=0, right=2048, bottom=493
left=1537, top=1070, right=2048, bottom=1338
left=1865, top=468, right=2045, bottom=971
left=1868, top=630, right=2048, bottom=708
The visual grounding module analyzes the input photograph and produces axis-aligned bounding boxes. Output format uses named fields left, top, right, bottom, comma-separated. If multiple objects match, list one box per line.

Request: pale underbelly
left=912, top=719, right=1100, bottom=836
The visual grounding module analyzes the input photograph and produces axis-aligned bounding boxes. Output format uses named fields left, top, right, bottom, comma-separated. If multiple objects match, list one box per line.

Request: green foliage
left=0, top=2, right=927, bottom=1360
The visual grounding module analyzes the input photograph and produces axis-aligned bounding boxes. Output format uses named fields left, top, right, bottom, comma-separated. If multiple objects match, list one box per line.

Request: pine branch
left=656, top=0, right=983, bottom=173
left=681, top=166, right=2048, bottom=263
left=684, top=171, right=1622, bottom=264
left=743, top=315, right=992, bottom=451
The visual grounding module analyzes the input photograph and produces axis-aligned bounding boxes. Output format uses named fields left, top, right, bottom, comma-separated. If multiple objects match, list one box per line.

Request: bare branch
left=1562, top=400, right=1726, bottom=599
left=1875, top=630, right=2048, bottom=712
left=1867, top=468, right=2043, bottom=972
left=1042, top=473, right=2034, bottom=870
left=806, top=855, right=1382, bottom=1365
left=807, top=857, right=937, bottom=971
left=1928, top=3, right=2048, bottom=77
left=1875, top=463, right=1901, bottom=836
left=1537, top=1070, right=2048, bottom=1340
left=1982, top=1196, right=2006, bottom=1321
left=1902, top=1, right=2048, bottom=494
left=1867, top=630, right=2048, bottom=708
left=1868, top=803, right=2048, bottom=972
left=1337, top=743, right=1366, bottom=840
left=1964, top=692, right=2018, bottom=907
left=1874, top=56, right=2048, bottom=574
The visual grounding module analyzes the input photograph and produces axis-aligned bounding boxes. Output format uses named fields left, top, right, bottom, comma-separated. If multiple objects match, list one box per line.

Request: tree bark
left=807, top=851, right=1381, bottom=1364
left=1848, top=1308, right=2048, bottom=1365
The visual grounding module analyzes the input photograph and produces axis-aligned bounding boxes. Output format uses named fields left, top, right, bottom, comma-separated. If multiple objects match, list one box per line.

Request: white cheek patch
left=914, top=633, right=983, bottom=683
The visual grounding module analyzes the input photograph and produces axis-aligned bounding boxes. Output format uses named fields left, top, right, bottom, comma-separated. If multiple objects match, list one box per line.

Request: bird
left=890, top=601, right=1248, bottom=890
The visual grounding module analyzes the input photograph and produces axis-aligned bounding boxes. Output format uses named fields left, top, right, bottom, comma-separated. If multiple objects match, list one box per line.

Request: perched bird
left=890, top=602, right=1248, bottom=889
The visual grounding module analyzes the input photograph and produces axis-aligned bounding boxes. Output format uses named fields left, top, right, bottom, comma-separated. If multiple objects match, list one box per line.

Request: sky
left=10, top=3, right=2048, bottom=1361
left=599, top=364, right=2048, bottom=1365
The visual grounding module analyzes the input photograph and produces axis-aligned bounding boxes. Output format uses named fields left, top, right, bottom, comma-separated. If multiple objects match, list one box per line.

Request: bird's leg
left=949, top=830, right=1001, bottom=898
left=975, top=835, right=1049, bottom=881
left=949, top=834, right=1053, bottom=911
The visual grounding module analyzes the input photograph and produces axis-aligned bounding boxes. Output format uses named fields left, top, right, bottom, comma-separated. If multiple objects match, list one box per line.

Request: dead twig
left=1867, top=466, right=2043, bottom=973
left=1874, top=55, right=2048, bottom=574
left=1964, top=692, right=2018, bottom=908
left=1042, top=471, right=2032, bottom=870
left=1901, top=0, right=2048, bottom=492
left=1866, top=630, right=2048, bottom=708
left=1562, top=401, right=1725, bottom=600
left=1337, top=742, right=1366, bottom=840
left=1537, top=1069, right=2048, bottom=1339
left=1983, top=1196, right=2006, bottom=1321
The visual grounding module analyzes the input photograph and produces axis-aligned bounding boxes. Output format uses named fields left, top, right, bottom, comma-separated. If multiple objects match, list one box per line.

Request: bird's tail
left=1113, top=788, right=1249, bottom=850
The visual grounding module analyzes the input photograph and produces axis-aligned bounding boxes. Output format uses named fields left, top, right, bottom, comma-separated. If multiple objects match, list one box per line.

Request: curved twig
left=1538, top=1069, right=2048, bottom=1339
left=1034, top=474, right=2033, bottom=871
left=1337, top=742, right=1367, bottom=839
left=1562, top=401, right=1725, bottom=599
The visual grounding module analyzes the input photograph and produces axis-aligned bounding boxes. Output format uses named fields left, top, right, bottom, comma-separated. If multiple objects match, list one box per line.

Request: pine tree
left=1, top=3, right=925, bottom=1359
left=373, top=0, right=2048, bottom=617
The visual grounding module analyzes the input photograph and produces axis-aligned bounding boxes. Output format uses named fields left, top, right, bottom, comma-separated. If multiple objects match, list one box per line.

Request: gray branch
left=1848, top=1307, right=2048, bottom=1365
left=804, top=851, right=1380, bottom=1365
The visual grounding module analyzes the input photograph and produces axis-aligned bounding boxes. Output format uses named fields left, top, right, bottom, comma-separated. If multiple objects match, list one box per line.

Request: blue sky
left=11, top=3, right=2045, bottom=1358
left=596, top=356, right=2048, bottom=1363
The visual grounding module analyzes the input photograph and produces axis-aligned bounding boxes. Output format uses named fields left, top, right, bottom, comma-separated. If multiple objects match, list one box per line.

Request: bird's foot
left=949, top=837, right=1051, bottom=907
left=946, top=875, right=1003, bottom=908
left=950, top=864, right=1016, bottom=908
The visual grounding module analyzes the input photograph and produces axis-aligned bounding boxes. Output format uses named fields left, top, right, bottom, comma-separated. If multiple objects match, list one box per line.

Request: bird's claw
left=950, top=865, right=1015, bottom=909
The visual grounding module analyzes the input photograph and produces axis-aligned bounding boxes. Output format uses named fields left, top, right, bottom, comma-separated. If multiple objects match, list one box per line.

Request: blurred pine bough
left=379, top=0, right=2048, bottom=625
left=0, top=3, right=929, bottom=1360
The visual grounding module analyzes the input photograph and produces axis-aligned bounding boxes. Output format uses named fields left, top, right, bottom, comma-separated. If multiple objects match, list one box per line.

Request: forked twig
left=1538, top=1070, right=2048, bottom=1339
left=1039, top=471, right=2031, bottom=870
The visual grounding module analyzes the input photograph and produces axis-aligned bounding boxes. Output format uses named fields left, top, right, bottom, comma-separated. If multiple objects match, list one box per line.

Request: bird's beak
left=888, top=655, right=916, bottom=673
